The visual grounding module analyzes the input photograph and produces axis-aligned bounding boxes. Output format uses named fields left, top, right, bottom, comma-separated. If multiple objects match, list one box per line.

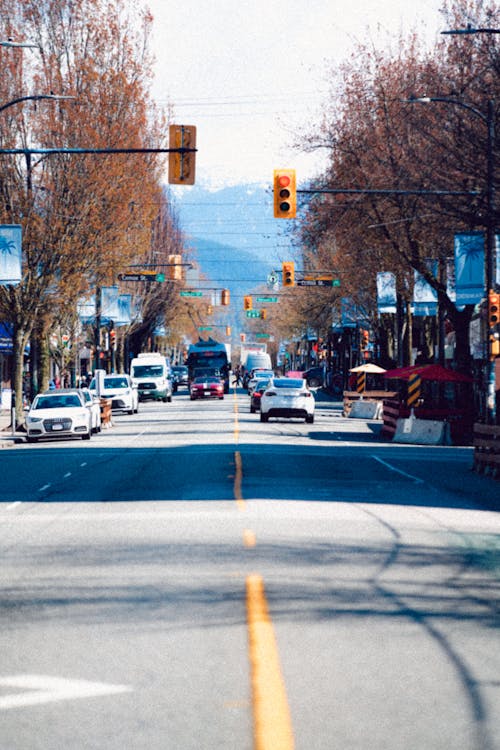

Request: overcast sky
left=139, top=0, right=444, bottom=188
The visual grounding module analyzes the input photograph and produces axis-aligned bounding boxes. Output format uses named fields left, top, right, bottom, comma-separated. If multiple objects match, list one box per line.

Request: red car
left=190, top=376, right=224, bottom=400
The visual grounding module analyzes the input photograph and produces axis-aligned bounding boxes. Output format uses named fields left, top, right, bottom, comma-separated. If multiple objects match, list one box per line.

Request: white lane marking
left=0, top=675, right=132, bottom=710
left=6, top=501, right=21, bottom=510
left=80, top=462, right=87, bottom=467
left=371, top=454, right=424, bottom=484
left=64, top=472, right=72, bottom=478
left=38, top=484, right=51, bottom=492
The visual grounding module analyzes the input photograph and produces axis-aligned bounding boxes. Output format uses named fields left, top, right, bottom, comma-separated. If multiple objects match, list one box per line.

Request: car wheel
left=306, top=414, right=314, bottom=424
left=82, top=431, right=91, bottom=440
left=308, top=377, right=321, bottom=388
left=260, top=412, right=269, bottom=422
left=250, top=405, right=255, bottom=413
left=27, top=436, right=37, bottom=443
left=167, top=394, right=172, bottom=402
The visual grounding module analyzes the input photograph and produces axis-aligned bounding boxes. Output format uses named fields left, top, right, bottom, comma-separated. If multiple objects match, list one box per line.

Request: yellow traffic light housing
left=488, top=290, right=499, bottom=328
left=168, top=124, right=197, bottom=185
left=168, top=254, right=182, bottom=280
left=282, top=261, right=295, bottom=287
left=221, top=289, right=230, bottom=305
left=273, top=169, right=296, bottom=219
left=260, top=309, right=267, bottom=320
left=244, top=295, right=252, bottom=310
left=225, top=326, right=231, bottom=336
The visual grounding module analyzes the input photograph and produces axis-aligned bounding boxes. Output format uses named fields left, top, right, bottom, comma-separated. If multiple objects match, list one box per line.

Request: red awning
left=384, top=364, right=473, bottom=383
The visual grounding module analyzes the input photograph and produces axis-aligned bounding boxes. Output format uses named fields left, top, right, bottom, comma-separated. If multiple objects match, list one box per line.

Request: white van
left=243, top=352, right=272, bottom=386
left=130, top=353, right=172, bottom=402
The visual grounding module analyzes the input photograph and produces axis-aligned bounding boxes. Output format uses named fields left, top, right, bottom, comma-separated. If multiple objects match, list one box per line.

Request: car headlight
left=27, top=416, right=42, bottom=423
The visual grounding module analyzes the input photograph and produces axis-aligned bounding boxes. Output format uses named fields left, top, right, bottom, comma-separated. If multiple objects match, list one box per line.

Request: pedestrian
left=232, top=365, right=242, bottom=386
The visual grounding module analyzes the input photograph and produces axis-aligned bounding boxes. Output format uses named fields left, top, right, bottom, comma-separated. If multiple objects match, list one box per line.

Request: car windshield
left=173, top=366, right=187, bottom=374
left=251, top=371, right=273, bottom=379
left=34, top=394, right=82, bottom=409
left=272, top=379, right=305, bottom=389
left=132, top=365, right=164, bottom=377
left=104, top=377, right=129, bottom=388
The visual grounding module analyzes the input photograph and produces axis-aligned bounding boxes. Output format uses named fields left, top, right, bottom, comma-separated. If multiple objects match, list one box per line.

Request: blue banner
left=377, top=272, right=397, bottom=313
left=115, top=294, right=132, bottom=326
left=0, top=224, right=22, bottom=285
left=101, top=286, right=120, bottom=325
left=413, top=261, right=437, bottom=317
left=454, top=232, right=484, bottom=305
left=77, top=296, right=96, bottom=324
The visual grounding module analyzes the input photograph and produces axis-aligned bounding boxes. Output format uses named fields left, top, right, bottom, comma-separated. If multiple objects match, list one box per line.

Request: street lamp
left=0, top=93, right=74, bottom=114
left=408, top=95, right=497, bottom=421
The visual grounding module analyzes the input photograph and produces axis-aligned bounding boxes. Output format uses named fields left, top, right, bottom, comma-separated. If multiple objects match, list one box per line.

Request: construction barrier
left=382, top=399, right=400, bottom=438
left=349, top=400, right=381, bottom=419
left=473, top=423, right=500, bottom=479
left=343, top=390, right=397, bottom=418
left=100, top=398, right=113, bottom=428
left=393, top=413, right=451, bottom=445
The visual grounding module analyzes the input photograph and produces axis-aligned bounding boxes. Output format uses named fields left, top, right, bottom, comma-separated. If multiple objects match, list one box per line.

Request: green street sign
left=198, top=326, right=213, bottom=331
left=332, top=279, right=341, bottom=287
left=180, top=290, right=203, bottom=297
left=256, top=296, right=278, bottom=303
left=255, top=333, right=270, bottom=338
left=246, top=310, right=261, bottom=318
left=156, top=273, right=165, bottom=282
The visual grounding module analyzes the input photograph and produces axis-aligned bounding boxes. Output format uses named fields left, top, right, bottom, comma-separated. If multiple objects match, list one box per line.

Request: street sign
left=198, top=326, right=213, bottom=331
left=180, top=290, right=203, bottom=297
left=118, top=272, right=161, bottom=282
left=246, top=310, right=261, bottom=318
left=297, top=278, right=339, bottom=287
left=255, top=333, right=270, bottom=338
left=267, top=271, right=279, bottom=285
left=256, top=296, right=278, bottom=303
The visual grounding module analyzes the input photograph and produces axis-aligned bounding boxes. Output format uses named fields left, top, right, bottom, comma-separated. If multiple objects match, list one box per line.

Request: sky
left=138, top=0, right=445, bottom=189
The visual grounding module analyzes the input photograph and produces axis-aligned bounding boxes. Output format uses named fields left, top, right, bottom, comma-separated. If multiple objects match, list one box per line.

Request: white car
left=26, top=390, right=92, bottom=442
left=259, top=377, right=315, bottom=423
left=90, top=374, right=139, bottom=414
left=79, top=387, right=102, bottom=433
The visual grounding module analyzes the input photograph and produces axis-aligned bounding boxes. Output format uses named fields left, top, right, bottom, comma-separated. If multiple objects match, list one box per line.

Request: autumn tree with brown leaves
left=297, top=0, right=499, bottom=379
left=0, top=0, right=189, bottom=424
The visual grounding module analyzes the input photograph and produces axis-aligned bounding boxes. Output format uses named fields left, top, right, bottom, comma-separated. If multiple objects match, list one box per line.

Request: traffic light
left=360, top=329, right=369, bottom=349
left=168, top=254, right=182, bottom=280
left=260, top=308, right=267, bottom=320
left=488, top=290, right=499, bottom=328
left=207, top=304, right=213, bottom=315
left=109, top=329, right=116, bottom=350
left=225, top=326, right=231, bottom=336
left=273, top=169, right=296, bottom=218
left=240, top=333, right=246, bottom=342
left=221, top=289, right=230, bottom=305
left=282, top=261, right=295, bottom=287
left=168, top=124, right=197, bottom=185
left=244, top=295, right=252, bottom=310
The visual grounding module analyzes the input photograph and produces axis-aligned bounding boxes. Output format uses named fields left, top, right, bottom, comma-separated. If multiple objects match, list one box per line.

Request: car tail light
left=300, top=391, right=312, bottom=397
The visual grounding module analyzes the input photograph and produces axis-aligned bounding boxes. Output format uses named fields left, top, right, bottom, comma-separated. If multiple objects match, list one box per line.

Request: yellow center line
left=243, top=529, right=256, bottom=548
left=246, top=574, right=295, bottom=750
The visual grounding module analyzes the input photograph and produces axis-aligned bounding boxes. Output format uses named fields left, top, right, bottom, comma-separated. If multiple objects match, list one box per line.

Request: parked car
left=250, top=379, right=271, bottom=413
left=302, top=366, right=326, bottom=388
left=247, top=370, right=274, bottom=394
left=190, top=376, right=224, bottom=400
left=260, top=377, right=315, bottom=423
left=89, top=374, right=139, bottom=414
left=79, top=387, right=102, bottom=433
left=26, top=390, right=92, bottom=442
left=172, top=365, right=189, bottom=392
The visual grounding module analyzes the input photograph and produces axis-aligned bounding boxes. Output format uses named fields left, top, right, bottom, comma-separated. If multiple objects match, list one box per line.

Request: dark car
left=303, top=366, right=326, bottom=388
left=172, top=365, right=189, bottom=392
left=250, top=379, right=271, bottom=413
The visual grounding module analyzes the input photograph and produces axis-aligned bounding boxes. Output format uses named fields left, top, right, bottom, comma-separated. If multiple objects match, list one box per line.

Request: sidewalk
left=0, top=409, right=24, bottom=446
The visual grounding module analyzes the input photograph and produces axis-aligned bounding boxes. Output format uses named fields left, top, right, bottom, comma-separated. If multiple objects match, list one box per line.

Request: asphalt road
left=1, top=388, right=499, bottom=749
